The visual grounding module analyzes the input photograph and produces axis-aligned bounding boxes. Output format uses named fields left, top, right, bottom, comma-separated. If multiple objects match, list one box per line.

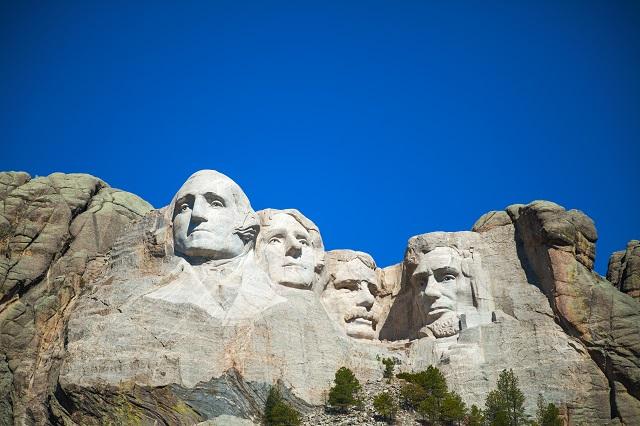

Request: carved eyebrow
left=175, top=194, right=193, bottom=207
left=433, top=266, right=460, bottom=276
left=203, top=192, right=226, bottom=206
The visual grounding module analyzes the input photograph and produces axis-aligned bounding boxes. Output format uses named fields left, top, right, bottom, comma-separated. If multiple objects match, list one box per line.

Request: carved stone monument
left=146, top=170, right=284, bottom=320
left=256, top=208, right=324, bottom=291
left=1, top=170, right=638, bottom=425
left=321, top=250, right=380, bottom=340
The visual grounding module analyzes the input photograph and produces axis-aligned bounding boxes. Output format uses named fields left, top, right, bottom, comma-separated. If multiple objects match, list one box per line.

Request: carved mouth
left=189, top=229, right=213, bottom=235
left=344, top=311, right=377, bottom=329
left=426, top=307, right=454, bottom=320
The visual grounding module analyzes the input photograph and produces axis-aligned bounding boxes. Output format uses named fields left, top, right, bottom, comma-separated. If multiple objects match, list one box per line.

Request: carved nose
left=285, top=237, right=302, bottom=257
left=356, top=282, right=375, bottom=310
left=423, top=275, right=442, bottom=300
left=190, top=197, right=208, bottom=224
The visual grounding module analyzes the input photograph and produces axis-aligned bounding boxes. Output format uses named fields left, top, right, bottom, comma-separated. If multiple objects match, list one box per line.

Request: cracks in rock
left=88, top=295, right=166, bottom=349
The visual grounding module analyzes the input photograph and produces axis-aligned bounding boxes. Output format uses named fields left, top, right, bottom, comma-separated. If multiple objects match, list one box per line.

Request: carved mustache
left=344, top=307, right=378, bottom=327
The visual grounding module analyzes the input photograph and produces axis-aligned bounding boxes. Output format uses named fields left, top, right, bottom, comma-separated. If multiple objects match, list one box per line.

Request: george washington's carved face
left=172, top=170, right=256, bottom=260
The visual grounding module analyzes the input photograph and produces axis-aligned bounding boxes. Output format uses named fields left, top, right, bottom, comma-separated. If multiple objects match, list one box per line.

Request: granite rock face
left=0, top=172, right=152, bottom=425
left=608, top=240, right=640, bottom=301
left=1, top=170, right=639, bottom=425
left=503, top=201, right=640, bottom=425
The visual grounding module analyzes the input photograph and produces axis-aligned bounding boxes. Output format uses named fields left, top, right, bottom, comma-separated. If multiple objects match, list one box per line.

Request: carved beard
left=420, top=311, right=460, bottom=338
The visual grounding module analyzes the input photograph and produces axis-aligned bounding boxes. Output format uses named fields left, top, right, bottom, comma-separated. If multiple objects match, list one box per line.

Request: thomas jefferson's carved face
left=173, top=171, right=253, bottom=260
left=411, top=246, right=465, bottom=338
left=259, top=213, right=316, bottom=289
left=322, top=253, right=380, bottom=340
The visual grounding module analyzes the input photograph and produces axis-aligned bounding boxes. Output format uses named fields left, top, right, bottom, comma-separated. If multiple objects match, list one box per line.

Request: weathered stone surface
left=0, top=171, right=152, bottom=425
left=507, top=201, right=640, bottom=425
left=471, top=210, right=512, bottom=233
left=608, top=240, right=640, bottom=300
left=379, top=225, right=611, bottom=423
left=2, top=169, right=638, bottom=425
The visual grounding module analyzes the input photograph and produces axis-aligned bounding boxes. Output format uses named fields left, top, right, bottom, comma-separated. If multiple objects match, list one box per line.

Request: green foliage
left=373, top=391, right=398, bottom=422
left=466, top=404, right=484, bottom=426
left=441, top=391, right=467, bottom=425
left=397, top=365, right=448, bottom=400
left=380, top=357, right=397, bottom=380
left=417, top=395, right=440, bottom=423
left=484, top=369, right=526, bottom=426
left=398, top=366, right=468, bottom=424
left=400, top=382, right=428, bottom=409
left=535, top=395, right=562, bottom=426
left=327, top=367, right=362, bottom=413
left=264, top=387, right=301, bottom=426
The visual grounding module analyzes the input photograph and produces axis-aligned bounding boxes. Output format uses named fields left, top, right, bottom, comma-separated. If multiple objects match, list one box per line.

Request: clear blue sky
left=2, top=1, right=638, bottom=274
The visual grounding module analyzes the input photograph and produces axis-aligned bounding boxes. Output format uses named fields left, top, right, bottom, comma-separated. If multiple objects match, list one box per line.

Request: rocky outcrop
left=1, top=169, right=638, bottom=426
left=608, top=240, right=640, bottom=301
left=0, top=172, right=152, bottom=425
left=479, top=200, right=640, bottom=425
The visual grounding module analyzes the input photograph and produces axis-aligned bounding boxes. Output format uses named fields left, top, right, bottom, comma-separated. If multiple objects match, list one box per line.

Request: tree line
left=262, top=359, right=563, bottom=425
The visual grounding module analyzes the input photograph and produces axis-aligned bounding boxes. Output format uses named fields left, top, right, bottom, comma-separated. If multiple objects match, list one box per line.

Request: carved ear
left=235, top=225, right=259, bottom=244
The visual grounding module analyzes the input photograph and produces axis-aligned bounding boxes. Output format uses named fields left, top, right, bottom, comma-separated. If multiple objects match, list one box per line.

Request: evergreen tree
left=381, top=357, right=396, bottom=381
left=417, top=395, right=440, bottom=424
left=398, top=365, right=448, bottom=400
left=373, top=391, right=398, bottom=423
left=536, top=395, right=562, bottom=426
left=539, top=404, right=561, bottom=426
left=264, top=387, right=301, bottom=426
left=400, top=382, right=428, bottom=409
left=441, top=391, right=467, bottom=425
left=484, top=369, right=526, bottom=426
left=327, top=367, right=362, bottom=413
left=466, top=404, right=484, bottom=426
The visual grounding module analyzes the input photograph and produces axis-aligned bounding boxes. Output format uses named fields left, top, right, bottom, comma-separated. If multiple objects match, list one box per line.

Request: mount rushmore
left=0, top=170, right=638, bottom=425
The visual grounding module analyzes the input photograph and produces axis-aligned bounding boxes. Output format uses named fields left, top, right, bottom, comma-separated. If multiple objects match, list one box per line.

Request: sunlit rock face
left=256, top=209, right=324, bottom=291
left=172, top=170, right=258, bottom=261
left=2, top=169, right=638, bottom=425
left=406, top=236, right=495, bottom=339
left=145, top=170, right=283, bottom=321
left=321, top=250, right=380, bottom=340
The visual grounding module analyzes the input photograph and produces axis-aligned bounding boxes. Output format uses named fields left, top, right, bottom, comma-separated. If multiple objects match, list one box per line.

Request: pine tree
left=264, top=387, right=301, bottom=426
left=373, top=391, right=398, bottom=423
left=484, top=369, right=526, bottom=426
left=381, top=357, right=396, bottom=381
left=466, top=404, right=484, bottom=426
left=536, top=395, right=562, bottom=426
left=327, top=367, right=362, bottom=413
left=417, top=395, right=440, bottom=424
left=441, top=391, right=467, bottom=425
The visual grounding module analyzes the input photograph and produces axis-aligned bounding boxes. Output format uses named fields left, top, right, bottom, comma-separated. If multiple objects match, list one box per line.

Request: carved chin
left=422, top=312, right=460, bottom=338
left=345, top=319, right=376, bottom=340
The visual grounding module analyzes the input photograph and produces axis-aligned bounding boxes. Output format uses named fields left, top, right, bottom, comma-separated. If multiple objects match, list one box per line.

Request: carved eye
left=210, top=200, right=224, bottom=208
left=180, top=203, right=190, bottom=212
left=442, top=274, right=456, bottom=283
left=269, top=237, right=282, bottom=245
left=298, top=238, right=310, bottom=246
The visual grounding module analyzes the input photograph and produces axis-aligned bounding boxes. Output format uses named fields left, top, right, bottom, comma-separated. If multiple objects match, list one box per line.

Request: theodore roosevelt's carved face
left=172, top=170, right=256, bottom=260
left=322, top=251, right=380, bottom=340
left=258, top=212, right=316, bottom=289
